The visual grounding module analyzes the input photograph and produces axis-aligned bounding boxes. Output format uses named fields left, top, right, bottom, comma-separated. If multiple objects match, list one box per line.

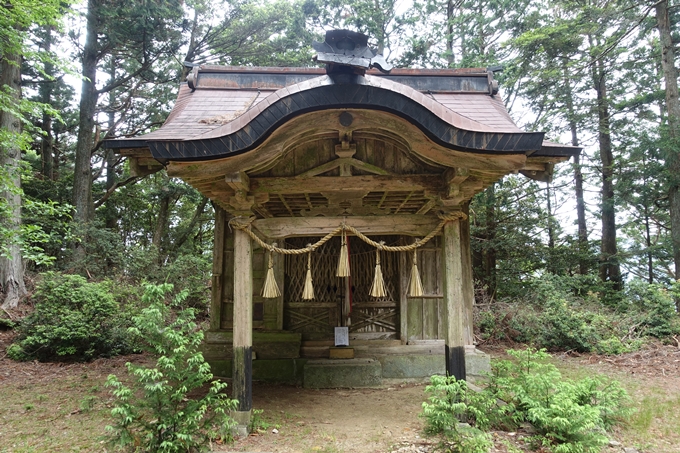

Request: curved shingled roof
left=106, top=66, right=579, bottom=161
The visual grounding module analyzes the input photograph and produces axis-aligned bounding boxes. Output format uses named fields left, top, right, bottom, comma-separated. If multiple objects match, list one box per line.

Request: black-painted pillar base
left=233, top=346, right=252, bottom=411
left=445, top=345, right=466, bottom=381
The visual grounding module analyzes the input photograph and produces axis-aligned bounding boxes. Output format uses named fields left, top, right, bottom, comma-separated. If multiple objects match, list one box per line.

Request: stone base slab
left=230, top=409, right=251, bottom=438
left=303, top=358, right=382, bottom=388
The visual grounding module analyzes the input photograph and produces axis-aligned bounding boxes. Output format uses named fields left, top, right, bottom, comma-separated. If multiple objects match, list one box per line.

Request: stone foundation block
left=378, top=354, right=445, bottom=379
left=465, top=346, right=491, bottom=380
left=303, top=358, right=382, bottom=388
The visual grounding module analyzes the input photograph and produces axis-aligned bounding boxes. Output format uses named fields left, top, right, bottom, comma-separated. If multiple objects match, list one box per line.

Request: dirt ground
left=2, top=328, right=679, bottom=453
left=218, top=343, right=680, bottom=453
left=220, top=380, right=549, bottom=453
left=221, top=343, right=680, bottom=453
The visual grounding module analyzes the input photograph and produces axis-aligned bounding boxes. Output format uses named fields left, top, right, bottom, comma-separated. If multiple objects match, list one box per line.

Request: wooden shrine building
left=107, top=30, right=579, bottom=428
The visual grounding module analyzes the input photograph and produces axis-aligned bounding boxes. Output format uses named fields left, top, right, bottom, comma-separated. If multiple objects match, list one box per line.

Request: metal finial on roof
left=313, top=29, right=393, bottom=74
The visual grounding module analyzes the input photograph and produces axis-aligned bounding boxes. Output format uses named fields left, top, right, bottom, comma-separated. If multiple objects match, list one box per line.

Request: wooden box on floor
left=329, top=347, right=355, bottom=359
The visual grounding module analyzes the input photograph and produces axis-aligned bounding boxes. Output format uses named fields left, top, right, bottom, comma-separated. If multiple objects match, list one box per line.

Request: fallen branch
left=621, top=322, right=643, bottom=342
left=1, top=307, right=14, bottom=320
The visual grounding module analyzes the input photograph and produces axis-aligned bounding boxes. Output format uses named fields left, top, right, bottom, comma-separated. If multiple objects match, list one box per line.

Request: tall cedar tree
left=656, top=0, right=680, bottom=304
left=73, top=0, right=184, bottom=260
left=0, top=1, right=68, bottom=307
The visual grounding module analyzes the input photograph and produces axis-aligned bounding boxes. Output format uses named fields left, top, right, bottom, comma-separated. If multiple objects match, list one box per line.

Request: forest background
left=1, top=0, right=680, bottom=358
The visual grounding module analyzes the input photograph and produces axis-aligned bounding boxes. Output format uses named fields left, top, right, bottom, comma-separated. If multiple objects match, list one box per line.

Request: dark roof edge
left=193, top=64, right=490, bottom=76
left=533, top=141, right=582, bottom=158
left=142, top=79, right=545, bottom=161
left=105, top=139, right=148, bottom=149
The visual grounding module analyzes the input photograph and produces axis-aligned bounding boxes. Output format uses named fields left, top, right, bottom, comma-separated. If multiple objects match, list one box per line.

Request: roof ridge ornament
left=313, top=29, right=393, bottom=74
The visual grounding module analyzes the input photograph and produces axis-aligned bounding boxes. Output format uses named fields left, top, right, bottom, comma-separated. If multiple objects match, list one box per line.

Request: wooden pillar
left=399, top=241, right=409, bottom=344
left=443, top=217, right=466, bottom=380
left=461, top=203, right=475, bottom=345
left=210, top=206, right=227, bottom=331
left=273, top=240, right=285, bottom=331
left=233, top=227, right=253, bottom=414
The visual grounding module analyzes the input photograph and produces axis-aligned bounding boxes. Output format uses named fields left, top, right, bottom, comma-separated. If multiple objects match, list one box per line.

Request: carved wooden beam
left=128, top=157, right=164, bottom=177
left=443, top=167, right=470, bottom=185
left=250, top=174, right=443, bottom=195
left=225, top=172, right=250, bottom=192
left=252, top=215, right=441, bottom=238
left=296, top=157, right=392, bottom=178
left=443, top=167, right=470, bottom=199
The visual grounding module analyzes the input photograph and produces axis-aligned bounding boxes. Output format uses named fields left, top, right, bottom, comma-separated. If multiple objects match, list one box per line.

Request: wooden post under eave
left=443, top=218, right=466, bottom=380
left=233, top=227, right=253, bottom=423
left=460, top=203, right=475, bottom=346
left=210, top=206, right=227, bottom=331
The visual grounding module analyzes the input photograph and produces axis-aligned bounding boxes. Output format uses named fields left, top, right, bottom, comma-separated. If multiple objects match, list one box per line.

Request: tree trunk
left=546, top=181, right=556, bottom=274
left=446, top=0, right=455, bottom=66
left=105, top=58, right=118, bottom=231
left=590, top=37, right=621, bottom=290
left=152, top=191, right=171, bottom=259
left=656, top=0, right=680, bottom=305
left=563, top=59, right=588, bottom=275
left=72, top=0, right=100, bottom=260
left=0, top=48, right=27, bottom=309
left=172, top=196, right=209, bottom=253
left=644, top=205, right=653, bottom=283
left=39, top=26, right=55, bottom=181
left=483, top=184, right=497, bottom=295
left=572, top=154, right=588, bottom=273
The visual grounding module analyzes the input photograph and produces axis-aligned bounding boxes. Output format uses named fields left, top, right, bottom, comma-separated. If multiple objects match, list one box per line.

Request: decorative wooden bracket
left=226, top=172, right=254, bottom=214
left=297, top=156, right=393, bottom=178
left=228, top=193, right=255, bottom=214
left=520, top=163, right=554, bottom=183
left=226, top=172, right=250, bottom=192
left=443, top=167, right=469, bottom=199
left=336, top=139, right=356, bottom=176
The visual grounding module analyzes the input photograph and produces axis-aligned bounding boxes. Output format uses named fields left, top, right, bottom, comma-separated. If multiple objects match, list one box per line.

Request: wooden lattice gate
left=284, top=236, right=400, bottom=340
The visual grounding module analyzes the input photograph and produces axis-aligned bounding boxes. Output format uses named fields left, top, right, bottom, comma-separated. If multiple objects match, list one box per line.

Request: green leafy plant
left=7, top=272, right=135, bottom=361
left=594, top=336, right=643, bottom=355
left=491, top=349, right=632, bottom=453
left=422, top=349, right=632, bottom=453
left=476, top=276, right=679, bottom=353
left=249, top=409, right=280, bottom=434
left=624, top=280, right=680, bottom=338
left=421, top=375, right=496, bottom=453
left=105, top=283, right=237, bottom=452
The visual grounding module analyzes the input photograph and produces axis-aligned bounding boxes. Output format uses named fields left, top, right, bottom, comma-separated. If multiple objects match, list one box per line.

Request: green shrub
left=491, top=349, right=631, bottom=452
left=124, top=248, right=212, bottom=319
left=623, top=280, right=679, bottom=338
left=476, top=276, right=679, bottom=353
left=540, top=298, right=601, bottom=352
left=162, top=254, right=211, bottom=316
left=0, top=316, right=15, bottom=330
left=8, top=272, right=135, bottom=361
left=594, top=336, right=643, bottom=355
left=422, top=349, right=632, bottom=453
left=422, top=375, right=495, bottom=453
left=67, top=223, right=127, bottom=277
left=106, top=283, right=236, bottom=452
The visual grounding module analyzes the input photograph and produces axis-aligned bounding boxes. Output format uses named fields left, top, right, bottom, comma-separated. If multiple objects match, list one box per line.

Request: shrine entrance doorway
left=283, top=235, right=400, bottom=341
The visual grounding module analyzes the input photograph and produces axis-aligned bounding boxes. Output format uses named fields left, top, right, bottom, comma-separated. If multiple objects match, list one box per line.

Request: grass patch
left=550, top=355, right=680, bottom=453
left=625, top=393, right=680, bottom=447
left=0, top=371, right=113, bottom=452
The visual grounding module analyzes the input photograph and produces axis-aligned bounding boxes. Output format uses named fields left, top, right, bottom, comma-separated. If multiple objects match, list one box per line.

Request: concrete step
left=303, top=358, right=382, bottom=388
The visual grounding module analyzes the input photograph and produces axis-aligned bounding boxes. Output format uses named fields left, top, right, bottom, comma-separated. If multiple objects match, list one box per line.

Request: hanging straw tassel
left=370, top=246, right=387, bottom=298
left=262, top=248, right=281, bottom=298
left=336, top=228, right=351, bottom=277
left=302, top=248, right=315, bottom=300
left=409, top=248, right=424, bottom=297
